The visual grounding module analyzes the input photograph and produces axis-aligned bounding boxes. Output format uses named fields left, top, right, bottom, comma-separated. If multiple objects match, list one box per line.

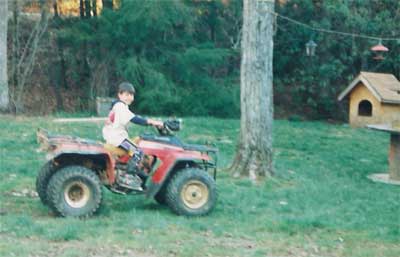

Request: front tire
left=165, top=168, right=217, bottom=216
left=46, top=165, right=102, bottom=218
left=154, top=186, right=167, bottom=205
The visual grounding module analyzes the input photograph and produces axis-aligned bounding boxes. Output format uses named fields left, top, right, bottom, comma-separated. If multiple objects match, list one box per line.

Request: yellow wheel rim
left=180, top=180, right=209, bottom=209
left=64, top=181, right=91, bottom=208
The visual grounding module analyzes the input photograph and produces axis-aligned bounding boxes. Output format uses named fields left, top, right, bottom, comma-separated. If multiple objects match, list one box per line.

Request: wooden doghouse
left=338, top=72, right=400, bottom=127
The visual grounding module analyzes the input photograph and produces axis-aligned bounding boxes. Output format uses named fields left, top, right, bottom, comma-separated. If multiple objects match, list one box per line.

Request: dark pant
left=119, top=139, right=143, bottom=175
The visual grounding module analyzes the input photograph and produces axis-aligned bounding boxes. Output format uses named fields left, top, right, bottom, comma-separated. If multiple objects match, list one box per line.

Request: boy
left=103, top=82, right=163, bottom=190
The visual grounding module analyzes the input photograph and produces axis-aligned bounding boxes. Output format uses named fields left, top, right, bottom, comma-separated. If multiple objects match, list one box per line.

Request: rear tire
left=46, top=165, right=102, bottom=218
left=165, top=168, right=217, bottom=216
left=36, top=161, right=55, bottom=206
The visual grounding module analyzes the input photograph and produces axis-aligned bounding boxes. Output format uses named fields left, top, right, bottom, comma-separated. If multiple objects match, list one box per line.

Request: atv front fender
left=145, top=156, right=215, bottom=198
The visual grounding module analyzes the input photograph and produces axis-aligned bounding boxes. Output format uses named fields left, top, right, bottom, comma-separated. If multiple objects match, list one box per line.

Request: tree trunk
left=53, top=0, right=59, bottom=17
left=49, top=53, right=64, bottom=111
left=51, top=11, right=65, bottom=111
left=92, top=0, right=97, bottom=17
left=84, top=0, right=91, bottom=18
left=10, top=0, right=19, bottom=113
left=230, top=0, right=274, bottom=181
left=78, top=0, right=91, bottom=110
left=208, top=1, right=217, bottom=42
left=102, top=0, right=113, bottom=10
left=58, top=42, right=68, bottom=90
left=0, top=0, right=9, bottom=111
left=79, top=0, right=85, bottom=18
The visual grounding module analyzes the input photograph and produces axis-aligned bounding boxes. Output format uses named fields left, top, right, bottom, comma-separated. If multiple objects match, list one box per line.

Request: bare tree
left=84, top=0, right=91, bottom=18
left=10, top=0, right=49, bottom=113
left=0, top=0, right=9, bottom=111
left=230, top=0, right=274, bottom=181
left=92, top=0, right=97, bottom=17
left=53, top=0, right=59, bottom=17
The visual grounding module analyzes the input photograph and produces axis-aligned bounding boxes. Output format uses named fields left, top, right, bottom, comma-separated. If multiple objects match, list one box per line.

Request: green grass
left=0, top=114, right=399, bottom=257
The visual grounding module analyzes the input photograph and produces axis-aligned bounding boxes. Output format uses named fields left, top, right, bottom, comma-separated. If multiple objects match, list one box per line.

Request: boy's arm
left=131, top=116, right=163, bottom=127
left=131, top=115, right=148, bottom=125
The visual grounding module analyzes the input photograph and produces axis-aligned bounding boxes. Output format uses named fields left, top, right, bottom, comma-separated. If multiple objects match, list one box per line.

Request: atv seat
left=103, top=137, right=140, bottom=156
left=103, top=144, right=128, bottom=156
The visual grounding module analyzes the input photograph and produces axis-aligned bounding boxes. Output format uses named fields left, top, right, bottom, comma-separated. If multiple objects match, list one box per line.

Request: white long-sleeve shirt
left=102, top=101, right=135, bottom=146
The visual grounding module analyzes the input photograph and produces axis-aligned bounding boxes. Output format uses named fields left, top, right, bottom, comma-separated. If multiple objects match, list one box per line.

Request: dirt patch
left=6, top=188, right=38, bottom=198
left=0, top=234, right=158, bottom=257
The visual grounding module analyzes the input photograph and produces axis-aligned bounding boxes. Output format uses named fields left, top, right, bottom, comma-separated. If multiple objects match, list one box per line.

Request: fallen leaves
left=7, top=188, right=38, bottom=198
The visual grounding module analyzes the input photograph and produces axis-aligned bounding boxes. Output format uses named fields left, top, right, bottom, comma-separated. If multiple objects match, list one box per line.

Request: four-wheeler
left=36, top=120, right=218, bottom=218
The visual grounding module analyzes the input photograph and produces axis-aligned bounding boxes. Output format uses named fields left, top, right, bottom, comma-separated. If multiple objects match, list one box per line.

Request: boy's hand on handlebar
left=148, top=119, right=164, bottom=128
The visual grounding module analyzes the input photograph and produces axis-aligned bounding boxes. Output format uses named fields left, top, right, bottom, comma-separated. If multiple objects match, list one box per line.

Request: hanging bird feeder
left=306, top=39, right=317, bottom=56
left=371, top=39, right=389, bottom=60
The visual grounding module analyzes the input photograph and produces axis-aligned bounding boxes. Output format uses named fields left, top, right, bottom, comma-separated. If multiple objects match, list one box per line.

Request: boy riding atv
left=36, top=83, right=218, bottom=218
left=103, top=82, right=163, bottom=190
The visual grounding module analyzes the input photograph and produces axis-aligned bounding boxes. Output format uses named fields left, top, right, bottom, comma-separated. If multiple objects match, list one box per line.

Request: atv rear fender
left=51, top=152, right=115, bottom=185
left=37, top=129, right=116, bottom=184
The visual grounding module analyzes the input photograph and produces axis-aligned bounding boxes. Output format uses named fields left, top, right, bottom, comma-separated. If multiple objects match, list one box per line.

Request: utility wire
left=271, top=11, right=400, bottom=42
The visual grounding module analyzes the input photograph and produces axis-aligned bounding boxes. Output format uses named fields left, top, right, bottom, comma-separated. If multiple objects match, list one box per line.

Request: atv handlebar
left=156, top=119, right=182, bottom=136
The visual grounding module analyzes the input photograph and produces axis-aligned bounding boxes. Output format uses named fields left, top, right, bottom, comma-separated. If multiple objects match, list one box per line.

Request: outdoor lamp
left=306, top=39, right=317, bottom=56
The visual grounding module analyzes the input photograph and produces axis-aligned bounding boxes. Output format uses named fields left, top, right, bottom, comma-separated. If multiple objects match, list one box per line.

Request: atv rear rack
left=37, top=128, right=102, bottom=152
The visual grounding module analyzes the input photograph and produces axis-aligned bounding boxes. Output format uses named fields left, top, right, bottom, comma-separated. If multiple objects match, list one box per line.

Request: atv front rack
left=206, top=149, right=218, bottom=181
left=188, top=139, right=218, bottom=181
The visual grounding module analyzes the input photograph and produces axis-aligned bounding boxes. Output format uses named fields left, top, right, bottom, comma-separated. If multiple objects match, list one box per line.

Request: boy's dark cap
left=118, top=82, right=135, bottom=94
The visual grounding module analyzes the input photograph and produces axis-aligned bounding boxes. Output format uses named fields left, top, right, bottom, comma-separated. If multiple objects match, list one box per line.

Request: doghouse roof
left=338, top=72, right=400, bottom=104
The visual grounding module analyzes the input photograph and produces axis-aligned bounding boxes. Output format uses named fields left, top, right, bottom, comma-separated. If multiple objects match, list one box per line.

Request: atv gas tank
left=139, top=134, right=183, bottom=149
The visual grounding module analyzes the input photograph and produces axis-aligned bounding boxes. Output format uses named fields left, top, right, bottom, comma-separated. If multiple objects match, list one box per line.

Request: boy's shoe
left=117, top=173, right=143, bottom=191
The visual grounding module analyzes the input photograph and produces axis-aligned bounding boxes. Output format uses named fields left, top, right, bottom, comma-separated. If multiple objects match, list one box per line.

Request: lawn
left=0, top=115, right=399, bottom=257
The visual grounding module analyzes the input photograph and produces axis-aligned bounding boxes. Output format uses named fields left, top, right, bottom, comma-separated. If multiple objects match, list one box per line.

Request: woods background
left=4, top=0, right=400, bottom=119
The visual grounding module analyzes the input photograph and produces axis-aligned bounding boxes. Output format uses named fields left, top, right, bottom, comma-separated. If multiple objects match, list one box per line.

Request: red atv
left=36, top=120, right=218, bottom=218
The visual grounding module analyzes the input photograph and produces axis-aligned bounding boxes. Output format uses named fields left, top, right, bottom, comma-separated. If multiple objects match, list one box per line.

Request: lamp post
left=306, top=39, right=317, bottom=56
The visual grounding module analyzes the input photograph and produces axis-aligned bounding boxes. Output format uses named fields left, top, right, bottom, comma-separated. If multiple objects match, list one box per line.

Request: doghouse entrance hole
left=358, top=100, right=373, bottom=116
